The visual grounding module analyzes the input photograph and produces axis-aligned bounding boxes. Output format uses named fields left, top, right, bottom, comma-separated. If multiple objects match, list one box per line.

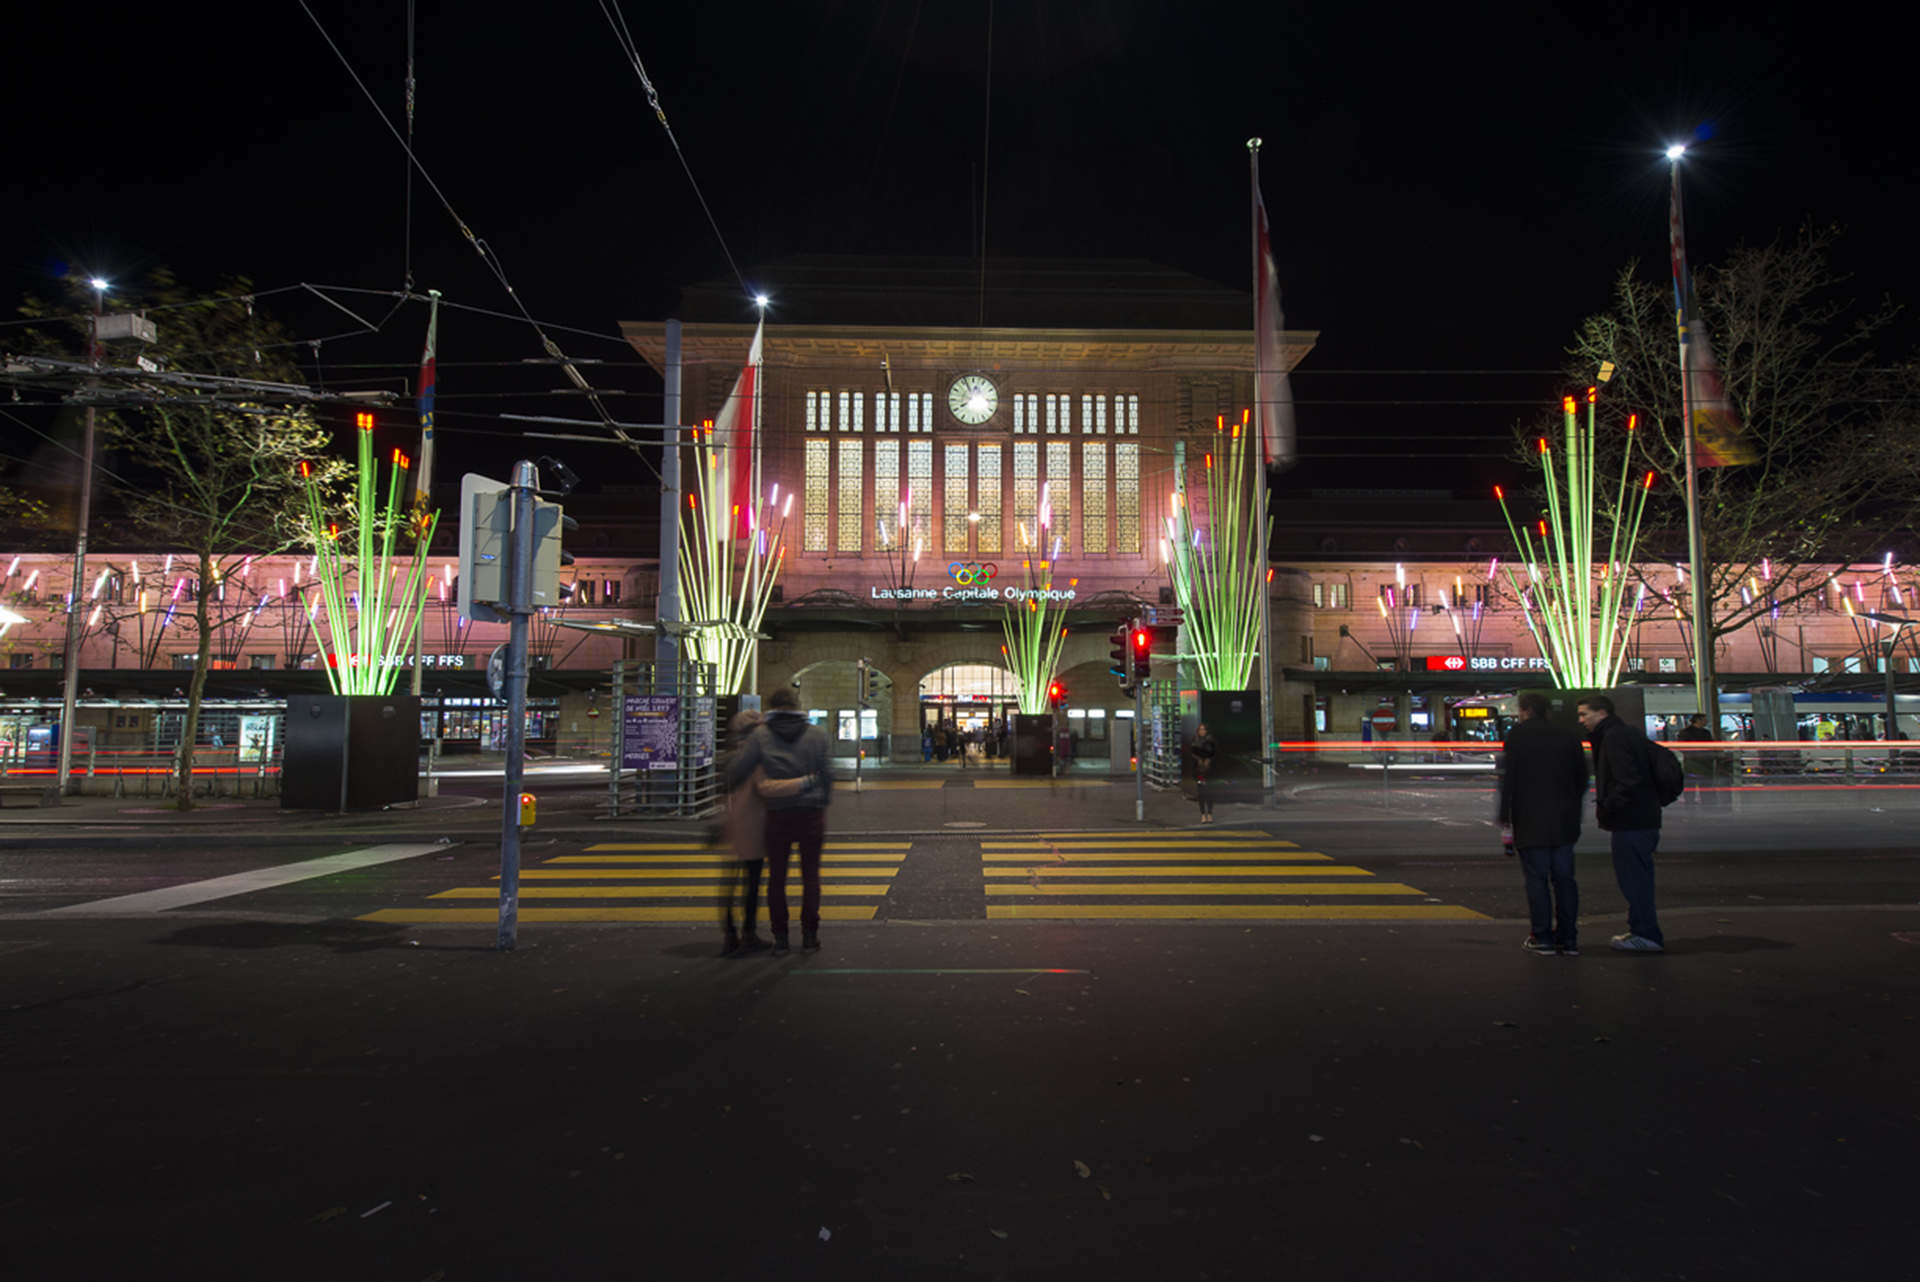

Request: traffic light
left=1131, top=624, right=1152, bottom=683
left=1109, top=617, right=1134, bottom=690
left=459, top=473, right=576, bottom=617
left=1048, top=680, right=1065, bottom=710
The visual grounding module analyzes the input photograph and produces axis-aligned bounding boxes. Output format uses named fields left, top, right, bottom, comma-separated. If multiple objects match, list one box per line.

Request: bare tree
left=20, top=274, right=349, bottom=806
left=1548, top=228, right=1920, bottom=655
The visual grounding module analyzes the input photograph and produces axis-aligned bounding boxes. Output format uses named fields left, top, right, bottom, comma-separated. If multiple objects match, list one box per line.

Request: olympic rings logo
left=949, top=561, right=998, bottom=586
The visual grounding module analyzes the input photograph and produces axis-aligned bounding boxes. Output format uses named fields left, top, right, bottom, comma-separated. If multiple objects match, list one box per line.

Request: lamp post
left=56, top=277, right=108, bottom=799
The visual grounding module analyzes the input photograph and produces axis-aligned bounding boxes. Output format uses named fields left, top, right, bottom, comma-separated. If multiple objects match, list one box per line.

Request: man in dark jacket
left=1577, top=694, right=1665, bottom=953
left=1498, top=692, right=1589, bottom=955
left=729, top=688, right=834, bottom=956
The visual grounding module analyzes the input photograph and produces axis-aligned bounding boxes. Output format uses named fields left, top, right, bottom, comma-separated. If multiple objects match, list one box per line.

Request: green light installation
left=1162, top=414, right=1265, bottom=690
left=1495, top=390, right=1656, bottom=688
left=296, top=413, right=438, bottom=696
left=1000, top=506, right=1071, bottom=715
left=679, top=421, right=786, bottom=695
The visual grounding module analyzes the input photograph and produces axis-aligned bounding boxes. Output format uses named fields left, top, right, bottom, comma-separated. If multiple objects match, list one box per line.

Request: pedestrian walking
left=1497, top=692, right=1589, bottom=956
left=730, top=687, right=834, bottom=956
left=1577, top=694, right=1665, bottom=953
left=1676, top=711, right=1717, bottom=792
left=1190, top=724, right=1219, bottom=823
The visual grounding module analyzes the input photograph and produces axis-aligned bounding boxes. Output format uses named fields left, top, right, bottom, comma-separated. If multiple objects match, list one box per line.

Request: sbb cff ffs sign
left=1423, top=655, right=1556, bottom=672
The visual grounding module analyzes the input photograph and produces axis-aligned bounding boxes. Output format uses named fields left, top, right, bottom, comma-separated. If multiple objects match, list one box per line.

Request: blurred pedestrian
left=717, top=709, right=770, bottom=957
left=1498, top=692, right=1589, bottom=956
left=1578, top=694, right=1665, bottom=953
left=731, top=688, right=834, bottom=956
left=1190, top=723, right=1218, bottom=823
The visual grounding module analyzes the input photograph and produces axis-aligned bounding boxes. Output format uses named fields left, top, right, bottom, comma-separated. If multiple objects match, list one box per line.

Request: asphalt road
left=3, top=787, right=1914, bottom=1280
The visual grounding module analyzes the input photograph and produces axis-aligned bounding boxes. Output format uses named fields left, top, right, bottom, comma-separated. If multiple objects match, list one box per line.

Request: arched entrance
left=791, top=659, right=890, bottom=761
left=918, top=663, right=1018, bottom=762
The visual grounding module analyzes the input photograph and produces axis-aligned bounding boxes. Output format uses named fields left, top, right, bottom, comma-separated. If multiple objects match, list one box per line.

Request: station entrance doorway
left=919, top=663, right=1019, bottom=761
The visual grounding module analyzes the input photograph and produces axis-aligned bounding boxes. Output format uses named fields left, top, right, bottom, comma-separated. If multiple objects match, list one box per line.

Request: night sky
left=5, top=4, right=1914, bottom=502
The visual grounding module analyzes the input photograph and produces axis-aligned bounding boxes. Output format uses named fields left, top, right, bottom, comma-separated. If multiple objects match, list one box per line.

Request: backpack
left=1648, top=740, right=1686, bottom=806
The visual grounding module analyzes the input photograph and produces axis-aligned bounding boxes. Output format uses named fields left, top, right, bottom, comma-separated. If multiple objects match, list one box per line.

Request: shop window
left=248, top=654, right=275, bottom=670
left=602, top=579, right=621, bottom=605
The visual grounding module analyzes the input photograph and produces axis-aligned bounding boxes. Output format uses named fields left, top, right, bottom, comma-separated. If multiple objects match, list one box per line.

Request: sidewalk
left=0, top=758, right=1224, bottom=847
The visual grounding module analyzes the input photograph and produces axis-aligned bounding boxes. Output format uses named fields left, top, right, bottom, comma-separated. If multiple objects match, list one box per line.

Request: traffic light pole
left=1134, top=678, right=1147, bottom=823
left=496, top=459, right=536, bottom=952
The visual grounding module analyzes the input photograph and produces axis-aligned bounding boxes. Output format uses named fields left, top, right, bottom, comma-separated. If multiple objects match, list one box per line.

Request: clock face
left=947, top=374, right=999, bottom=425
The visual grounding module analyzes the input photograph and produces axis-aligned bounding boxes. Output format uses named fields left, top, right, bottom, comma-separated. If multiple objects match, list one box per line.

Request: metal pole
left=1671, top=156, right=1719, bottom=733
left=656, top=320, right=683, bottom=671
left=1134, top=680, right=1146, bottom=822
left=1249, top=141, right=1278, bottom=807
left=57, top=291, right=104, bottom=799
left=497, top=459, right=536, bottom=951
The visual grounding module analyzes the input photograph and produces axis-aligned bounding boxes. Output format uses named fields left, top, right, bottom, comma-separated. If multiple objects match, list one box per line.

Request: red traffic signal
left=1048, top=681, right=1065, bottom=709
left=1131, top=627, right=1152, bottom=681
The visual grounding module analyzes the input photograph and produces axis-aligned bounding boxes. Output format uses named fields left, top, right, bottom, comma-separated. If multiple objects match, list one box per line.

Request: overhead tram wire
left=297, top=0, right=651, bottom=478
left=599, top=0, right=750, bottom=299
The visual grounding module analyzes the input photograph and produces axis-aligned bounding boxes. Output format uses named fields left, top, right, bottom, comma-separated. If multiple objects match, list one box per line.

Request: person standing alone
left=730, top=688, right=834, bottom=956
left=1497, top=693, right=1589, bottom=955
left=1577, top=694, right=1665, bottom=953
left=1190, top=724, right=1219, bottom=824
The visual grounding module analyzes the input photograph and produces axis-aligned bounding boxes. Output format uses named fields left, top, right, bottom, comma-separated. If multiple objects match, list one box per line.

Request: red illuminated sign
left=1425, top=655, right=1468, bottom=671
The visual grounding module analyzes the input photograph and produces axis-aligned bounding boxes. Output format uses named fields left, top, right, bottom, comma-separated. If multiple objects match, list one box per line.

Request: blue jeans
left=1609, top=829, right=1663, bottom=945
left=1517, top=845, right=1578, bottom=948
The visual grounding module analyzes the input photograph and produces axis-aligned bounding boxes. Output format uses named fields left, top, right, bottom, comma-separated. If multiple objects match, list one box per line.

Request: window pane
left=908, top=441, right=933, bottom=550
left=1045, top=441, right=1072, bottom=555
left=838, top=438, right=864, bottom=551
left=804, top=440, right=830, bottom=551
left=944, top=444, right=971, bottom=555
left=1082, top=441, right=1108, bottom=553
left=1115, top=442, right=1140, bottom=553
left=874, top=440, right=900, bottom=549
left=1013, top=442, right=1038, bottom=548
left=976, top=445, right=1002, bottom=554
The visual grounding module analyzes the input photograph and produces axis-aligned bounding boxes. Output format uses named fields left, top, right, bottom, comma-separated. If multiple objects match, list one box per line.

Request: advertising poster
left=238, top=714, right=277, bottom=764
left=692, top=697, right=716, bottom=768
left=622, top=695, right=680, bottom=771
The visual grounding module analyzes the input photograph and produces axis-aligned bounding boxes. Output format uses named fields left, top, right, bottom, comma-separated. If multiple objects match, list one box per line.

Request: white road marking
left=41, top=844, right=448, bottom=916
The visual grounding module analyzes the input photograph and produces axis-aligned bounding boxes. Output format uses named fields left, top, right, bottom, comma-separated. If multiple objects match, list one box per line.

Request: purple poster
left=622, top=695, right=680, bottom=771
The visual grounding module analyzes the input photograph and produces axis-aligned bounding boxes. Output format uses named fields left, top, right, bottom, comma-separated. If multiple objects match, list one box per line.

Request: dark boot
left=802, top=930, right=821, bottom=953
left=771, top=934, right=790, bottom=957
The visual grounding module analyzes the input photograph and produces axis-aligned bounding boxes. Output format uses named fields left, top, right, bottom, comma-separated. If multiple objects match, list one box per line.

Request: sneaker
left=1609, top=933, right=1665, bottom=953
left=802, top=931, right=821, bottom=953
left=771, top=935, right=790, bottom=957
left=1557, top=942, right=1580, bottom=957
left=1521, top=934, right=1559, bottom=956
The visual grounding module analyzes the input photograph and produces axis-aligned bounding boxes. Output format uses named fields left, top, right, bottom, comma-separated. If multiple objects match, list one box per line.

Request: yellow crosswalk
left=979, top=832, right=1484, bottom=921
left=357, top=840, right=910, bottom=925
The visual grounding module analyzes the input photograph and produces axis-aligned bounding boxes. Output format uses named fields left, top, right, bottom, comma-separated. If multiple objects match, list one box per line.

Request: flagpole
left=410, top=289, right=440, bottom=699
left=1250, top=138, right=1277, bottom=804
left=1668, top=150, right=1718, bottom=731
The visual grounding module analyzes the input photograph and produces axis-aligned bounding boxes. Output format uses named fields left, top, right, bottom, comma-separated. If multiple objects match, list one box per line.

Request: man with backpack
left=1576, top=694, right=1666, bottom=953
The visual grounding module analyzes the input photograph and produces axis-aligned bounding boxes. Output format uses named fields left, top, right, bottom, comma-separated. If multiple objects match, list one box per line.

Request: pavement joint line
left=39, top=844, right=453, bottom=916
